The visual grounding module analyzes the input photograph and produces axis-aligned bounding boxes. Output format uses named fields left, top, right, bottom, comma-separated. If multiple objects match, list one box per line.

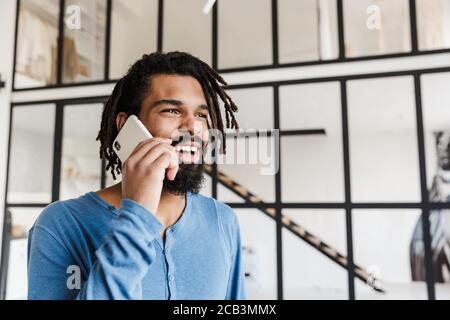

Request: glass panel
left=282, top=209, right=347, bottom=299
left=235, top=209, right=277, bottom=299
left=280, top=82, right=344, bottom=202
left=217, top=88, right=275, bottom=203
left=217, top=183, right=243, bottom=203
left=110, top=0, right=158, bottom=79
left=278, top=0, right=339, bottom=63
left=421, top=72, right=450, bottom=300
left=63, top=0, right=106, bottom=83
left=421, top=73, right=450, bottom=202
left=10, top=207, right=42, bottom=240
left=343, top=0, right=411, bottom=57
left=218, top=0, right=272, bottom=69
left=416, top=0, right=450, bottom=51
left=6, top=238, right=29, bottom=300
left=163, top=0, right=212, bottom=65
left=6, top=207, right=42, bottom=300
left=347, top=76, right=420, bottom=202
left=217, top=136, right=276, bottom=203
left=353, top=210, right=428, bottom=299
left=15, top=0, right=59, bottom=88
left=427, top=208, right=450, bottom=299
left=60, top=104, right=103, bottom=200
left=224, top=87, right=274, bottom=130
left=199, top=175, right=212, bottom=198
left=7, top=104, right=55, bottom=204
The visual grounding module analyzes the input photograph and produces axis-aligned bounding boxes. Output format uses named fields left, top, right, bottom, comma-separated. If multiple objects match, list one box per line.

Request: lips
left=175, top=145, right=199, bottom=153
left=171, top=135, right=203, bottom=163
left=174, top=143, right=202, bottom=164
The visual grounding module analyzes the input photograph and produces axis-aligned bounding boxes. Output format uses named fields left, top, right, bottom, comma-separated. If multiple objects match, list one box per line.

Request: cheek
left=200, top=121, right=209, bottom=144
left=145, top=115, right=179, bottom=138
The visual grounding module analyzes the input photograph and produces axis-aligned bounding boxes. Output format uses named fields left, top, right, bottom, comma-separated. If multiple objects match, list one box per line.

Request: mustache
left=170, top=134, right=204, bottom=148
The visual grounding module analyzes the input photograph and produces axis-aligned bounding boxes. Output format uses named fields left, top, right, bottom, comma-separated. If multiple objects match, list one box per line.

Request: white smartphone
left=112, top=115, right=153, bottom=162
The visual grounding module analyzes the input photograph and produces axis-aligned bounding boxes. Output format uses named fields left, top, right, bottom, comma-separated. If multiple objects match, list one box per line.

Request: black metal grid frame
left=2, top=0, right=450, bottom=301
left=3, top=64, right=450, bottom=300
left=10, top=0, right=450, bottom=91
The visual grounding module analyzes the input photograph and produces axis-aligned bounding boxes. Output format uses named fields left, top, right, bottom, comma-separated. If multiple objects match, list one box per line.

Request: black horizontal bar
left=225, top=129, right=326, bottom=139
left=225, top=202, right=444, bottom=210
left=12, top=79, right=117, bottom=92
left=8, top=201, right=450, bottom=210
left=9, top=53, right=450, bottom=93
left=216, top=49, right=450, bottom=74
left=6, top=203, right=49, bottom=208
left=282, top=129, right=326, bottom=136
left=225, top=66, right=450, bottom=90
left=11, top=96, right=109, bottom=106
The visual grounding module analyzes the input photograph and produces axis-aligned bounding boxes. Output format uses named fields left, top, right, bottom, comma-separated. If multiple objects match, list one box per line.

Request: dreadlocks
left=96, top=51, right=239, bottom=180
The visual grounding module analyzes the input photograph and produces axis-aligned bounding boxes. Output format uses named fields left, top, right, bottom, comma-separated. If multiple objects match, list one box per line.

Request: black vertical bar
left=336, top=0, right=346, bottom=60
left=409, top=0, right=419, bottom=53
left=157, top=0, right=164, bottom=52
left=211, top=0, right=218, bottom=196
left=101, top=158, right=106, bottom=189
left=104, top=0, right=112, bottom=80
left=11, top=0, right=21, bottom=90
left=274, top=85, right=283, bottom=300
left=212, top=1, right=218, bottom=69
left=0, top=210, right=11, bottom=300
left=52, top=104, right=64, bottom=202
left=101, top=100, right=108, bottom=189
left=271, top=0, right=279, bottom=66
left=56, top=0, right=66, bottom=85
left=0, top=104, right=15, bottom=300
left=413, top=74, right=436, bottom=299
left=211, top=163, right=217, bottom=199
left=341, top=80, right=355, bottom=300
left=211, top=144, right=217, bottom=199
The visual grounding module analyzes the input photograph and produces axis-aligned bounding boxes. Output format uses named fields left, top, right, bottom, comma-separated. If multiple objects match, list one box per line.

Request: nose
left=179, top=113, right=201, bottom=136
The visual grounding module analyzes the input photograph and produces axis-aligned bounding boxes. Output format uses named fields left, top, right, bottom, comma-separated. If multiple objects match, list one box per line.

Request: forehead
left=147, top=74, right=206, bottom=101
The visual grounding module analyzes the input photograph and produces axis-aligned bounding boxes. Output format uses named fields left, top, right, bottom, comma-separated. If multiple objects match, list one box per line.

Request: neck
left=107, top=182, right=187, bottom=228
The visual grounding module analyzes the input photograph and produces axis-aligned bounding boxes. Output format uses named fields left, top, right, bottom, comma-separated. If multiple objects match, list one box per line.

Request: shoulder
left=190, top=192, right=239, bottom=240
left=34, top=200, right=72, bottom=228
left=32, top=193, right=101, bottom=239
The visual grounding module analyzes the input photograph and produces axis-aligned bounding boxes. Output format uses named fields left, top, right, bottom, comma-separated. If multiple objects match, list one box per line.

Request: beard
left=162, top=163, right=205, bottom=195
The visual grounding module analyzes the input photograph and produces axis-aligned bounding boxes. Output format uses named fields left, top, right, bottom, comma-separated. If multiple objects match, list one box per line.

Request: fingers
left=125, top=137, right=172, bottom=167
left=122, top=137, right=180, bottom=181
left=133, top=142, right=179, bottom=181
left=140, top=143, right=178, bottom=170
left=152, top=152, right=179, bottom=181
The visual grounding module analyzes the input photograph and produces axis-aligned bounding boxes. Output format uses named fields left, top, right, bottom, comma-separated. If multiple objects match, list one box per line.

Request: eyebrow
left=151, top=99, right=209, bottom=111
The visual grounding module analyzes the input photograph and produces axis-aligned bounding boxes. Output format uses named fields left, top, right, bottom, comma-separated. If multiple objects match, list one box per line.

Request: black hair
left=96, top=51, right=239, bottom=180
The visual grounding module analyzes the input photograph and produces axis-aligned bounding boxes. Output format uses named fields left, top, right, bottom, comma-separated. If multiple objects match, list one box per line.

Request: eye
left=162, top=108, right=180, bottom=115
left=196, top=113, right=208, bottom=119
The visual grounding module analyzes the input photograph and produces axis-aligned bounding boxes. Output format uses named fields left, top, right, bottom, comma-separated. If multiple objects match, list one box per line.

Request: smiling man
left=27, top=51, right=247, bottom=300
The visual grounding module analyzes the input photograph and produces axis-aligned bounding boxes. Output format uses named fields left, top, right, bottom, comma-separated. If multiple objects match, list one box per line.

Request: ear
left=116, top=112, right=129, bottom=131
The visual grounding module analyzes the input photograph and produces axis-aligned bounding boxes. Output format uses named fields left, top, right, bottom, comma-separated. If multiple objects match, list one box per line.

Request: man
left=27, top=52, right=247, bottom=300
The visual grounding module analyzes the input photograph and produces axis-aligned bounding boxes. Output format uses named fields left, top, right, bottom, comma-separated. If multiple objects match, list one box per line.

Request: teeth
left=176, top=145, right=199, bottom=153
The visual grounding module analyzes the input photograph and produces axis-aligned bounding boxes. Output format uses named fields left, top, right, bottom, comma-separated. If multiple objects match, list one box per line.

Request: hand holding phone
left=113, top=115, right=154, bottom=163
left=113, top=115, right=179, bottom=214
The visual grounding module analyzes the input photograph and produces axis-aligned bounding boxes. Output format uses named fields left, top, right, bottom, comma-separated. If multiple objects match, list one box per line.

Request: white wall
left=0, top=0, right=18, bottom=259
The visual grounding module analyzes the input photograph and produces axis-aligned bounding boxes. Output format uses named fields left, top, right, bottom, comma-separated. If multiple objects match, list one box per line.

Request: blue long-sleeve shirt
left=27, top=191, right=247, bottom=300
